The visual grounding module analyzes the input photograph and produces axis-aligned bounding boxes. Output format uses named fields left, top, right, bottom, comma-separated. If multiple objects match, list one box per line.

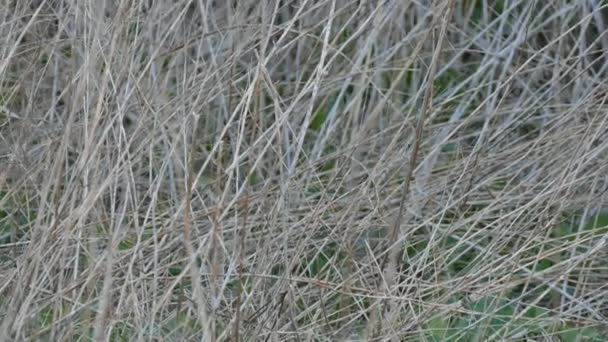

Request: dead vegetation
left=1, top=0, right=608, bottom=340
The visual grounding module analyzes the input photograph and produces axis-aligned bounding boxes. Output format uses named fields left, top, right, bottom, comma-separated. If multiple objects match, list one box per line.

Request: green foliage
left=433, top=69, right=462, bottom=95
left=444, top=235, right=479, bottom=275
left=404, top=238, right=429, bottom=260
left=585, top=213, right=608, bottom=234
left=0, top=109, right=6, bottom=128
left=310, top=97, right=332, bottom=131
left=298, top=241, right=341, bottom=278
left=557, top=323, right=605, bottom=342
left=109, top=322, right=136, bottom=342
left=489, top=177, right=508, bottom=191
left=248, top=169, right=258, bottom=186
left=533, top=257, right=554, bottom=272
left=469, top=0, right=505, bottom=25
left=419, top=296, right=605, bottom=341
left=0, top=192, right=36, bottom=247
left=227, top=274, right=252, bottom=294
left=470, top=2, right=484, bottom=25
left=0, top=93, right=7, bottom=126
left=399, top=210, right=608, bottom=341
left=38, top=307, right=54, bottom=327
left=168, top=266, right=183, bottom=277
left=118, top=238, right=134, bottom=251
left=0, top=192, right=9, bottom=245
left=161, top=312, right=202, bottom=339
left=61, top=45, right=72, bottom=58
left=321, top=159, right=336, bottom=172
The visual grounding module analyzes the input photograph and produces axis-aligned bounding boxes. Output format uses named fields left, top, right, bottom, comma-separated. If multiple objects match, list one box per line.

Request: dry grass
left=1, top=0, right=608, bottom=340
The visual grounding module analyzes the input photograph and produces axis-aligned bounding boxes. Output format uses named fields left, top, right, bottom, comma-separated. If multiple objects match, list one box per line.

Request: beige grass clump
left=0, top=0, right=607, bottom=340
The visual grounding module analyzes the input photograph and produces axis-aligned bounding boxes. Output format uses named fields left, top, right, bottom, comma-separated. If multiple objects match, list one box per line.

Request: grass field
left=1, top=0, right=608, bottom=340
